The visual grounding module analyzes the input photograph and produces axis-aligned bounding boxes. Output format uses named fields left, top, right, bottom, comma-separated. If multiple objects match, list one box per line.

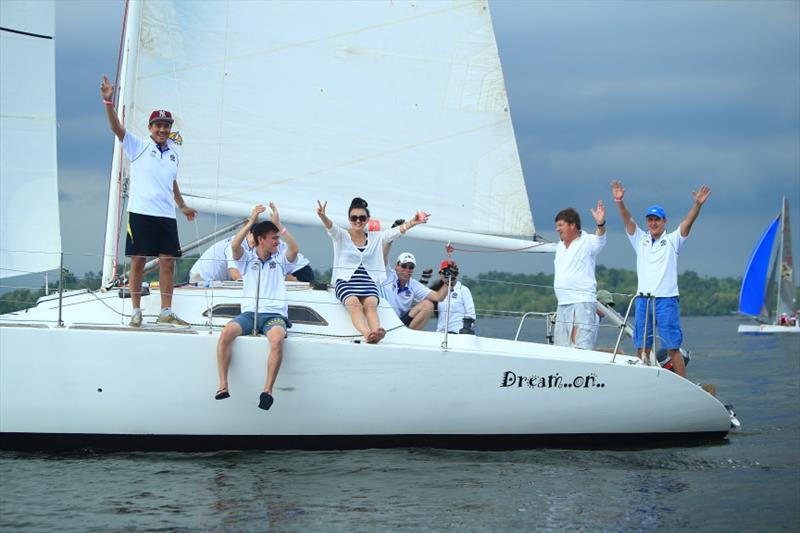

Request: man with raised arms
left=611, top=180, right=711, bottom=377
left=215, top=203, right=298, bottom=411
left=100, top=75, right=197, bottom=327
left=552, top=203, right=607, bottom=349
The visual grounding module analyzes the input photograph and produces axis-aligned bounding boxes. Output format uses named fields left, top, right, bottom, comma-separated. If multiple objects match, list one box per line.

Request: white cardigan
left=327, top=224, right=403, bottom=285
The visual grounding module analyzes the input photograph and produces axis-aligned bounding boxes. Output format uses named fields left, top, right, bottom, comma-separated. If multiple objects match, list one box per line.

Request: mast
left=101, top=0, right=141, bottom=289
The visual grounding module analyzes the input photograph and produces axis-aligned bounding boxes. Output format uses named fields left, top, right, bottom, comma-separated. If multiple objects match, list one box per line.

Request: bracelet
left=597, top=220, right=606, bottom=228
left=280, top=227, right=287, bottom=234
left=103, top=99, right=113, bottom=106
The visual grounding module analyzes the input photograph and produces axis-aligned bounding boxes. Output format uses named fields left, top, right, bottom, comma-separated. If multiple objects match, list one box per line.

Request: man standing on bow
left=101, top=75, right=197, bottom=327
left=611, top=180, right=711, bottom=377
left=552, top=203, right=607, bottom=349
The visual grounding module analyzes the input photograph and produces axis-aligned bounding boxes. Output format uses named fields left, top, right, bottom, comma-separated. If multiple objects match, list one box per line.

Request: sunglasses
left=349, top=215, right=368, bottom=223
left=399, top=262, right=415, bottom=270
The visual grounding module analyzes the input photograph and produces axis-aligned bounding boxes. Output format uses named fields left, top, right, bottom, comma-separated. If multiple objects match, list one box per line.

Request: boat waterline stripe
left=0, top=27, right=54, bottom=40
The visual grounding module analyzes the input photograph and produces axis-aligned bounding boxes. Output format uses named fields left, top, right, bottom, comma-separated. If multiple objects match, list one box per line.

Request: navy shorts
left=126, top=212, right=181, bottom=257
left=232, top=312, right=290, bottom=336
left=633, top=296, right=683, bottom=350
left=291, top=265, right=315, bottom=282
left=399, top=311, right=413, bottom=327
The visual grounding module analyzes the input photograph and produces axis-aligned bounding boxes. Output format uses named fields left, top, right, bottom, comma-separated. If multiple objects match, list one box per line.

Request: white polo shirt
left=189, top=238, right=235, bottom=282
left=234, top=247, right=292, bottom=315
left=382, top=265, right=432, bottom=317
left=553, top=231, right=606, bottom=305
left=436, top=282, right=476, bottom=333
left=122, top=131, right=179, bottom=218
left=628, top=226, right=686, bottom=297
left=229, top=240, right=307, bottom=275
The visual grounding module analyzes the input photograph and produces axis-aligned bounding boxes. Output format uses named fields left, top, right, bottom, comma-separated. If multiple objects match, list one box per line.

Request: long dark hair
left=348, top=197, right=370, bottom=217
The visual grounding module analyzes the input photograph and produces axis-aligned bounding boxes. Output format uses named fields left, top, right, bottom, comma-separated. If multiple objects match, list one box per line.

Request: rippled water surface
left=2, top=316, right=798, bottom=531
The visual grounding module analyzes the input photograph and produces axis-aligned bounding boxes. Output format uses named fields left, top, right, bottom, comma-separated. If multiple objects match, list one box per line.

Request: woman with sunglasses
left=316, top=197, right=428, bottom=343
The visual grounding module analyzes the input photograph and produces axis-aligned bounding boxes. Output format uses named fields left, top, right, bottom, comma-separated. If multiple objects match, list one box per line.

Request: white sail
left=0, top=0, right=61, bottom=279
left=110, top=0, right=532, bottom=246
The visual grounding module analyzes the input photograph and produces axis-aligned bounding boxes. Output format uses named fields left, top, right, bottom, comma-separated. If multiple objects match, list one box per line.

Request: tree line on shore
left=2, top=260, right=785, bottom=318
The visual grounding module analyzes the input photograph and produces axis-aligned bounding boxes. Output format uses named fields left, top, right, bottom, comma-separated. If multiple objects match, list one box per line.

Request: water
left=1, top=316, right=798, bottom=531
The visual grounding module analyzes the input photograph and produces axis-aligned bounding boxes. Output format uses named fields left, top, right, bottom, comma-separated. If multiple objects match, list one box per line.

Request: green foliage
left=464, top=267, right=747, bottom=317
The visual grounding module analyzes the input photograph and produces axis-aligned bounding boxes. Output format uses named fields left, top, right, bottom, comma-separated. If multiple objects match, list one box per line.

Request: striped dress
left=334, top=244, right=380, bottom=303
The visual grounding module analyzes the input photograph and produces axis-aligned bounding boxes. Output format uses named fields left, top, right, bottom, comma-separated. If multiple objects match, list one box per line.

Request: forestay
left=114, top=0, right=533, bottom=237
left=0, top=0, right=62, bottom=279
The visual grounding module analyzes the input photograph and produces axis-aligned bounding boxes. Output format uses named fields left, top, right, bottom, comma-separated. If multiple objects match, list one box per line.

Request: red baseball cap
left=148, top=109, right=174, bottom=125
left=440, top=259, right=456, bottom=270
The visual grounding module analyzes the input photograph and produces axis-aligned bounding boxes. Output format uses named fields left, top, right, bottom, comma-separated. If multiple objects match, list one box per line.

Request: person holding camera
left=432, top=259, right=476, bottom=334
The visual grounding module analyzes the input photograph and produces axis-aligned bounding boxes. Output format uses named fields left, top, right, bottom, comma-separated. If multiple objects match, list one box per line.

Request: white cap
left=396, top=252, right=416, bottom=265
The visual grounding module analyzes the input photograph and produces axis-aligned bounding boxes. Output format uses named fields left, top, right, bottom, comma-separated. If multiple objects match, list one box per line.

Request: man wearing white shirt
left=100, top=75, right=197, bottom=327
left=382, top=252, right=446, bottom=330
left=552, top=203, right=607, bottom=349
left=611, top=180, right=711, bottom=377
left=189, top=237, right=238, bottom=284
left=215, top=203, right=299, bottom=411
left=435, top=260, right=476, bottom=334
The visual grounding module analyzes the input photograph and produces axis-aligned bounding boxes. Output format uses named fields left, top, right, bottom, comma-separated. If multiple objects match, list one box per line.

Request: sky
left=45, top=0, right=800, bottom=283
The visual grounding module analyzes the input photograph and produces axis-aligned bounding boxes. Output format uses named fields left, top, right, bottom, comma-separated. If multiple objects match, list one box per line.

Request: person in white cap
left=100, top=75, right=197, bottom=327
left=382, top=252, right=447, bottom=330
left=552, top=203, right=607, bottom=350
left=611, top=180, right=711, bottom=377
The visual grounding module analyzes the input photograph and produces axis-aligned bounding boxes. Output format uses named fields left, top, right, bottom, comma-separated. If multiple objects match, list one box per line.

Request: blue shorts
left=232, top=312, right=290, bottom=337
left=633, top=296, right=682, bottom=350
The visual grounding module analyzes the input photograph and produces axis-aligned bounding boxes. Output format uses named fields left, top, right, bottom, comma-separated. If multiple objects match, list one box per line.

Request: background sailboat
left=738, top=197, right=799, bottom=334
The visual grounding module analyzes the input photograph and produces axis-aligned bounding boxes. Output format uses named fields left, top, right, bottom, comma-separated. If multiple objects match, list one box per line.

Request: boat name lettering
left=500, top=371, right=605, bottom=390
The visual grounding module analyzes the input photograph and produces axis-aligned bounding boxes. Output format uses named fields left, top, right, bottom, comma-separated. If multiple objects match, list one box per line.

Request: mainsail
left=103, top=0, right=540, bottom=285
left=776, top=197, right=796, bottom=318
left=0, top=0, right=62, bottom=279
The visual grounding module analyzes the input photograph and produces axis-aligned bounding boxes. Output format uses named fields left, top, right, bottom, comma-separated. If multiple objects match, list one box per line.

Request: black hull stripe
left=0, top=432, right=729, bottom=452
left=0, top=27, right=53, bottom=40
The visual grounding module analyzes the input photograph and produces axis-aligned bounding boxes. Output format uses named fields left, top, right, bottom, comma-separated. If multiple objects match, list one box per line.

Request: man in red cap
left=101, top=75, right=197, bottom=327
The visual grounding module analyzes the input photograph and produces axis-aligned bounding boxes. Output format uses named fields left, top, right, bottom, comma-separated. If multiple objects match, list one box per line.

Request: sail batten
left=108, top=0, right=534, bottom=266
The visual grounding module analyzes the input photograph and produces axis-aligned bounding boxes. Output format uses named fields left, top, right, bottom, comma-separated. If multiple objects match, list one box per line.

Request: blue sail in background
left=739, top=216, right=780, bottom=316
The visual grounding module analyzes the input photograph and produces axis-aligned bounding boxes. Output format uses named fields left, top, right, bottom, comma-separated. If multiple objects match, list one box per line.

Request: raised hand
left=316, top=200, right=327, bottom=219
left=269, top=201, right=280, bottom=226
left=590, top=200, right=606, bottom=224
left=250, top=204, right=266, bottom=222
left=692, top=185, right=711, bottom=205
left=100, top=75, right=114, bottom=101
left=611, top=180, right=625, bottom=202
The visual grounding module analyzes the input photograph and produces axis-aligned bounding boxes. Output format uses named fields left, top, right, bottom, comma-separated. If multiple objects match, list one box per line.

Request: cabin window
left=203, top=304, right=328, bottom=326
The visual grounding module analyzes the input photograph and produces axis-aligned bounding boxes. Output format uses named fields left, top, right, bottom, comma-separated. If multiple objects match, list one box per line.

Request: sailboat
left=1, top=0, right=736, bottom=451
left=738, top=197, right=799, bottom=334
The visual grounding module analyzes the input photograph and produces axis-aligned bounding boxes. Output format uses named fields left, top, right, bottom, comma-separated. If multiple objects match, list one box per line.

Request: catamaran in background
left=738, top=197, right=799, bottom=334
left=1, top=0, right=738, bottom=451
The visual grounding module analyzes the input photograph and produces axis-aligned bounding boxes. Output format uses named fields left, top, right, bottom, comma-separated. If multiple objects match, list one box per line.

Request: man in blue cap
left=610, top=180, right=711, bottom=377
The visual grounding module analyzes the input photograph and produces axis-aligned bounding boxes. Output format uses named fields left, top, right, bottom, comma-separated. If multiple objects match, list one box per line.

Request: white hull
left=737, top=323, right=800, bottom=334
left=1, top=284, right=732, bottom=450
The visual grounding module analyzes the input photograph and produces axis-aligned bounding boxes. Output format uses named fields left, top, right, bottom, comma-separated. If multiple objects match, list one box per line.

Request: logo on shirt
left=660, top=240, right=666, bottom=246
left=269, top=261, right=277, bottom=269
left=170, top=154, right=176, bottom=162
left=150, top=149, right=157, bottom=157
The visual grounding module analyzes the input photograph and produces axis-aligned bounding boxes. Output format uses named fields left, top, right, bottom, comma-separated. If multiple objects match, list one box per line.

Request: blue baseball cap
left=645, top=205, right=666, bottom=219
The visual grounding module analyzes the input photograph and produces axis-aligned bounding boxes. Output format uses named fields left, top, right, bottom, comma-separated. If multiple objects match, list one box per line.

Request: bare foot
left=366, top=330, right=379, bottom=343
left=374, top=328, right=386, bottom=343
